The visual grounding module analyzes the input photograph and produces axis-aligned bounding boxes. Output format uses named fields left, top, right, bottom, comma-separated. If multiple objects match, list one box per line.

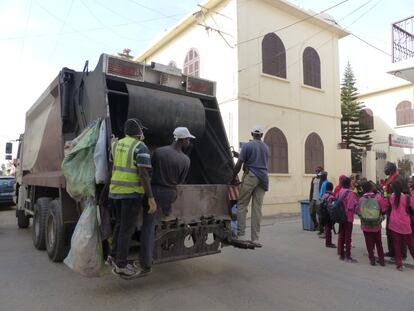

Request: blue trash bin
left=299, top=200, right=315, bottom=231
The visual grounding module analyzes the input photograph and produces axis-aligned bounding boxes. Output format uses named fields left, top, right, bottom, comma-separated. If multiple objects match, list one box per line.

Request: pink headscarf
left=334, top=175, right=347, bottom=196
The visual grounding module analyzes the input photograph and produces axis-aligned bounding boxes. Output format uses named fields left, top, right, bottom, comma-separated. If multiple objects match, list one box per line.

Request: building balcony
left=388, top=16, right=414, bottom=83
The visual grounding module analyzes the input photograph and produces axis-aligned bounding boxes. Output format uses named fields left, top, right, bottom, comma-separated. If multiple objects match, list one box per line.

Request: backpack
left=360, top=195, right=381, bottom=227
left=328, top=191, right=350, bottom=224
left=317, top=193, right=333, bottom=225
left=405, top=194, right=414, bottom=224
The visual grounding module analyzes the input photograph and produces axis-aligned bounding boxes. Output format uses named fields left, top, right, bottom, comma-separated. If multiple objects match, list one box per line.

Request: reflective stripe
left=113, top=165, right=137, bottom=173
left=126, top=139, right=140, bottom=168
left=111, top=180, right=142, bottom=187
left=137, top=153, right=150, bottom=158
left=111, top=140, right=118, bottom=160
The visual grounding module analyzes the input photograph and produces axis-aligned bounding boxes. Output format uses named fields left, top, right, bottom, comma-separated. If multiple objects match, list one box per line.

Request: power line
left=237, top=0, right=351, bottom=46
left=343, top=0, right=383, bottom=28
left=349, top=32, right=391, bottom=56
left=127, top=0, right=178, bottom=21
left=50, top=0, right=74, bottom=61
left=32, top=0, right=124, bottom=51
left=20, top=0, right=33, bottom=58
left=80, top=0, right=138, bottom=42
left=0, top=15, right=184, bottom=41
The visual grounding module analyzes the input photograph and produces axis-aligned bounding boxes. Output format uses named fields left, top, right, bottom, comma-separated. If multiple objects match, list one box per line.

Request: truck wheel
left=17, top=210, right=30, bottom=229
left=45, top=199, right=67, bottom=262
left=32, top=198, right=52, bottom=250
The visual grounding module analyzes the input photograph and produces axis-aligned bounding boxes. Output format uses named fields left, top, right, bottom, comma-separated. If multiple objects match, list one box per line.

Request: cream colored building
left=359, top=81, right=414, bottom=180
left=358, top=16, right=414, bottom=181
left=137, top=0, right=351, bottom=214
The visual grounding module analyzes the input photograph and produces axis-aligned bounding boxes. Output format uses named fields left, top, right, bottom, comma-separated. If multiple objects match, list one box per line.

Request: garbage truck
left=12, top=54, right=254, bottom=263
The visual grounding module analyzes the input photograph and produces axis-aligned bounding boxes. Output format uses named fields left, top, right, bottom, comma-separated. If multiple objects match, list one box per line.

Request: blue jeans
left=140, top=203, right=157, bottom=269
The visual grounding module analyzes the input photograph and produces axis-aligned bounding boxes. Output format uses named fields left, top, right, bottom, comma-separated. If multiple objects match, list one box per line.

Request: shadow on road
left=0, top=205, right=15, bottom=212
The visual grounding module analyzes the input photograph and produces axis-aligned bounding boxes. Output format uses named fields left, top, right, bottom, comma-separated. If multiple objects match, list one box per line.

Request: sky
left=0, top=0, right=413, bottom=163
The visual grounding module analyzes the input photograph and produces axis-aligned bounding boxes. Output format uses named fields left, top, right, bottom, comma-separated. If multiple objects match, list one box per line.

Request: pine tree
left=340, top=62, right=373, bottom=172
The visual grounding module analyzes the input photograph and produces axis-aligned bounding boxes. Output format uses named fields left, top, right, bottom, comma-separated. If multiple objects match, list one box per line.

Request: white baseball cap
left=173, top=127, right=196, bottom=139
left=251, top=126, right=263, bottom=134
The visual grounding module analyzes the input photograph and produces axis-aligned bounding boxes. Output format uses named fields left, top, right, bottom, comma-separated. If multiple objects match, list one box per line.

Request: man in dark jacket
left=309, top=166, right=323, bottom=233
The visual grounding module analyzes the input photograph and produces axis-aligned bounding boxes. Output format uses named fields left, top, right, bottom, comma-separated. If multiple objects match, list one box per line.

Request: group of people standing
left=309, top=163, right=414, bottom=271
left=108, top=118, right=195, bottom=279
left=105, top=121, right=271, bottom=279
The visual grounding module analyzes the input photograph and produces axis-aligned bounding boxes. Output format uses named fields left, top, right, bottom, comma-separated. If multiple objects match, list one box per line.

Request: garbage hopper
left=299, top=200, right=315, bottom=231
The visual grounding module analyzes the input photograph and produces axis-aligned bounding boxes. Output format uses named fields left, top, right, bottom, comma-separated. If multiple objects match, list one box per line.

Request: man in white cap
left=138, top=127, right=195, bottom=274
left=232, top=126, right=269, bottom=247
left=150, top=127, right=195, bottom=217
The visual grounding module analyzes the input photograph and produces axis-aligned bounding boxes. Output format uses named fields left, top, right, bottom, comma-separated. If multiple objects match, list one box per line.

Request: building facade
left=359, top=16, right=414, bottom=180
left=137, top=0, right=350, bottom=214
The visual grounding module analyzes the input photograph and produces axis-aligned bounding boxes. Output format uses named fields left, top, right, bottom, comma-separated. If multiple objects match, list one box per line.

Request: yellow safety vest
left=109, top=136, right=145, bottom=195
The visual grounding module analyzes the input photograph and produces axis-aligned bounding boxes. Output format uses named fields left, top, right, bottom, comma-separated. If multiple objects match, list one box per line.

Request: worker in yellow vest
left=108, top=118, right=156, bottom=279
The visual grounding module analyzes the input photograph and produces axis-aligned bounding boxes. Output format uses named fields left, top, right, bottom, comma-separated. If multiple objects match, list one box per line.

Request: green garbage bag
left=62, top=120, right=101, bottom=201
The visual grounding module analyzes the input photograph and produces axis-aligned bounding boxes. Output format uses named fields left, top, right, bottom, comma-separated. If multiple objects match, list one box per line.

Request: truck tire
left=45, top=199, right=67, bottom=262
left=32, top=198, right=52, bottom=250
left=17, top=210, right=30, bottom=229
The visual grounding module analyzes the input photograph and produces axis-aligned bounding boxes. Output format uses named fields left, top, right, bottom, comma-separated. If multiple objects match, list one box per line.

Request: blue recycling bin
left=299, top=200, right=315, bottom=231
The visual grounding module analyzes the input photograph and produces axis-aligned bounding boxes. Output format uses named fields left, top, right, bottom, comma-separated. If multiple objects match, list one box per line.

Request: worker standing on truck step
left=135, top=127, right=194, bottom=275
left=108, top=118, right=157, bottom=280
left=232, top=126, right=269, bottom=247
left=150, top=127, right=193, bottom=218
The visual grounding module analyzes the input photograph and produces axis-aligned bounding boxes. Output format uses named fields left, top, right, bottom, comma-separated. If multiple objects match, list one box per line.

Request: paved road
left=1, top=206, right=414, bottom=311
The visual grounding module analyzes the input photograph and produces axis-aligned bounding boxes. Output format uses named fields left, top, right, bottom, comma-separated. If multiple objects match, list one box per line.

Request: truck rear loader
left=12, top=54, right=252, bottom=264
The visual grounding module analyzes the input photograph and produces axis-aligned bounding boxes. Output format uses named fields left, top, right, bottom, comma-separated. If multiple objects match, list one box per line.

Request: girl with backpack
left=337, top=177, right=359, bottom=263
left=388, top=179, right=414, bottom=271
left=320, top=182, right=336, bottom=248
left=357, top=181, right=387, bottom=266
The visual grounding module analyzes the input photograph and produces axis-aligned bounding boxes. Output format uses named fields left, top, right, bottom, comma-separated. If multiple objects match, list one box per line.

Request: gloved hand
left=148, top=197, right=157, bottom=214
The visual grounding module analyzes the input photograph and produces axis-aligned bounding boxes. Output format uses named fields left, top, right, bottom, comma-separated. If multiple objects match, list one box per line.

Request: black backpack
left=328, top=190, right=350, bottom=224
left=405, top=194, right=414, bottom=224
left=318, top=192, right=333, bottom=225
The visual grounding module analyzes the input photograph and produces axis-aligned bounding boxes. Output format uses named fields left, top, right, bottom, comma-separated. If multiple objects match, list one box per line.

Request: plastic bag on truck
left=64, top=199, right=106, bottom=277
left=62, top=119, right=101, bottom=201
left=94, top=119, right=109, bottom=184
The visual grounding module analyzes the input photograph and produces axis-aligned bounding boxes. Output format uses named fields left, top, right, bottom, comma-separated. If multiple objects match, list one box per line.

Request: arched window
left=183, top=48, right=200, bottom=77
left=396, top=100, right=414, bottom=126
left=305, top=133, right=324, bottom=174
left=359, top=108, right=374, bottom=130
left=262, top=33, right=286, bottom=79
left=264, top=127, right=288, bottom=173
left=303, top=47, right=321, bottom=88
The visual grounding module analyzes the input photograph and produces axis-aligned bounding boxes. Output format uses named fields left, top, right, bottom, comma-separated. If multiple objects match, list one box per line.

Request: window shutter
left=305, top=133, right=324, bottom=174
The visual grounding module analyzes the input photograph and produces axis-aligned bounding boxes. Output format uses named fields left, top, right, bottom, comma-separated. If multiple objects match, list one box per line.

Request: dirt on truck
left=12, top=54, right=256, bottom=265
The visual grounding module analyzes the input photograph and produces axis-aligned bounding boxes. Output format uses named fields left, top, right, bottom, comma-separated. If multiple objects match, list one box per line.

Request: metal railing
left=392, top=16, right=414, bottom=63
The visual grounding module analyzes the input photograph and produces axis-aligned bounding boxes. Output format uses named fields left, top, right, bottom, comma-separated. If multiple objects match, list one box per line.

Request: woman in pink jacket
left=357, top=181, right=387, bottom=266
left=388, top=179, right=414, bottom=271
left=337, top=177, right=359, bottom=263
